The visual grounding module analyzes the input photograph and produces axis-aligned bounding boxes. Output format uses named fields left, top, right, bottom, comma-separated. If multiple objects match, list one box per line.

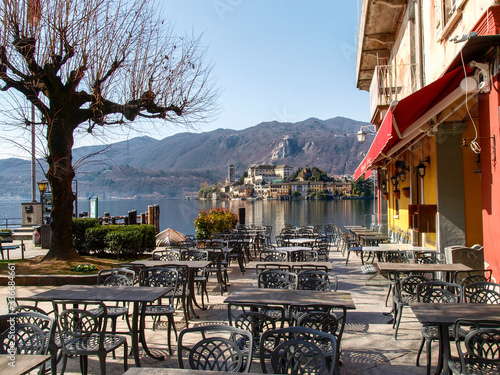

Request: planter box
left=402, top=187, right=410, bottom=198
left=393, top=190, right=400, bottom=200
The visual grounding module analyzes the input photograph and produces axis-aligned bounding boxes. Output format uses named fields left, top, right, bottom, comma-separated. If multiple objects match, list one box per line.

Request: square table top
left=287, top=238, right=317, bottom=245
left=375, top=262, right=472, bottom=273
left=125, top=260, right=212, bottom=269
left=275, top=246, right=312, bottom=252
left=224, top=287, right=355, bottom=310
left=124, top=367, right=228, bottom=374
left=27, top=284, right=171, bottom=303
left=245, top=261, right=333, bottom=270
left=361, top=244, right=436, bottom=252
left=410, top=303, right=500, bottom=325
left=0, top=354, right=51, bottom=375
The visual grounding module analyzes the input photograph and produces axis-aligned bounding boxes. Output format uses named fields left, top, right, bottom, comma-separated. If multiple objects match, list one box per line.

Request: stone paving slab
left=0, top=243, right=437, bottom=374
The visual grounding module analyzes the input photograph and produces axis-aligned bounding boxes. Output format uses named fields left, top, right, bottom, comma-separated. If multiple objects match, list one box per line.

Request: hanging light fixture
left=417, top=157, right=430, bottom=178
left=356, top=125, right=376, bottom=144
left=391, top=174, right=398, bottom=186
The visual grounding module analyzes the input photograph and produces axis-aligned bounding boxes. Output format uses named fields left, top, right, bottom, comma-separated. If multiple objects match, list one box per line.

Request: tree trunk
left=42, top=116, right=82, bottom=261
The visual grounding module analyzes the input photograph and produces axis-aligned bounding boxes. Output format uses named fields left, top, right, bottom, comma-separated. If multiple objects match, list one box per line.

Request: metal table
left=287, top=238, right=317, bottom=246
left=0, top=354, right=51, bottom=375
left=124, top=368, right=229, bottom=374
left=123, top=260, right=212, bottom=316
left=245, top=261, right=333, bottom=271
left=224, top=287, right=355, bottom=310
left=410, top=303, right=500, bottom=374
left=28, top=284, right=171, bottom=367
left=375, top=262, right=472, bottom=285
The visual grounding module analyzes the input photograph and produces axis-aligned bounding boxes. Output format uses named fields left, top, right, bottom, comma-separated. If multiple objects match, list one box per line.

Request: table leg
left=188, top=269, right=200, bottom=319
left=131, top=301, right=141, bottom=367
left=435, top=323, right=451, bottom=375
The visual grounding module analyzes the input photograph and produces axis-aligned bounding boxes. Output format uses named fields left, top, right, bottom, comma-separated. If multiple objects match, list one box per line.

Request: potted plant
left=194, top=207, right=238, bottom=240
left=393, top=189, right=400, bottom=200
left=402, top=187, right=410, bottom=198
left=383, top=192, right=389, bottom=200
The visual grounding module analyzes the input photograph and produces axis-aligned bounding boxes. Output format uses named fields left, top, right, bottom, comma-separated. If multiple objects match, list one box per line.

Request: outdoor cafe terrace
left=0, top=225, right=497, bottom=375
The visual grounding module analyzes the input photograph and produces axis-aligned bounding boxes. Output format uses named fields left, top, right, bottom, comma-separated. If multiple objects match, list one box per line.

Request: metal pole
left=31, top=104, right=36, bottom=202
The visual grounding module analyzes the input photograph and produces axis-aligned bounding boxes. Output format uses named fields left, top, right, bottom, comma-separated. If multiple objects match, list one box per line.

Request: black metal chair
left=260, top=249, right=288, bottom=262
left=180, top=248, right=208, bottom=261
left=204, top=248, right=229, bottom=296
left=138, top=267, right=179, bottom=356
left=151, top=248, right=181, bottom=261
left=96, top=268, right=135, bottom=349
left=290, top=249, right=319, bottom=262
left=462, top=281, right=500, bottom=304
left=448, top=319, right=500, bottom=375
left=312, top=243, right=329, bottom=261
left=178, top=324, right=254, bottom=372
left=296, top=310, right=346, bottom=375
left=455, top=269, right=493, bottom=286
left=258, top=269, right=298, bottom=290
left=53, top=300, right=128, bottom=375
left=291, top=264, right=329, bottom=273
left=0, top=311, right=55, bottom=375
left=232, top=311, right=278, bottom=357
left=256, top=263, right=292, bottom=275
left=415, top=281, right=462, bottom=375
left=12, top=304, right=61, bottom=375
left=259, top=326, right=337, bottom=375
left=393, top=273, right=431, bottom=339
left=297, top=270, right=338, bottom=292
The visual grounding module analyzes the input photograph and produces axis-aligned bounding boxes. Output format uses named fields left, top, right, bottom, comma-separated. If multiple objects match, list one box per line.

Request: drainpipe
left=415, top=0, right=424, bottom=89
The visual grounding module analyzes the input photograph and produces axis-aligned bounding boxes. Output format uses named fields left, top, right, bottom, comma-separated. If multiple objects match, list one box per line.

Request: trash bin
left=33, top=225, right=41, bottom=245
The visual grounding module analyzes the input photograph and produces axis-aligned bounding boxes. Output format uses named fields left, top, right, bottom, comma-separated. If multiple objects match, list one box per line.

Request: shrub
left=83, top=224, right=156, bottom=257
left=194, top=207, right=238, bottom=240
left=72, top=218, right=99, bottom=255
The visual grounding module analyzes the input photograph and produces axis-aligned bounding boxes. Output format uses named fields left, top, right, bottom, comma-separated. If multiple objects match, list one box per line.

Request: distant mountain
left=0, top=116, right=373, bottom=198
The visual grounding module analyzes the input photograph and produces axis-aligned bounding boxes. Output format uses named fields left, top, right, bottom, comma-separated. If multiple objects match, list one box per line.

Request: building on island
left=227, top=164, right=235, bottom=183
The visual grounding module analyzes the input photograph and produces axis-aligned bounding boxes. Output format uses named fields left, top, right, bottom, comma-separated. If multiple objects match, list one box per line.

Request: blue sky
left=0, top=0, right=369, bottom=159
left=161, top=0, right=369, bottom=131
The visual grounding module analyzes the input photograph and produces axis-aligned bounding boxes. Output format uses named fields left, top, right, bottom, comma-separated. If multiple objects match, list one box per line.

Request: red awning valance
left=354, top=66, right=470, bottom=180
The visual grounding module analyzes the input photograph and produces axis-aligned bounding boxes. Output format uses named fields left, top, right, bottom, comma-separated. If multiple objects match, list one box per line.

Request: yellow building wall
left=462, top=120, right=483, bottom=245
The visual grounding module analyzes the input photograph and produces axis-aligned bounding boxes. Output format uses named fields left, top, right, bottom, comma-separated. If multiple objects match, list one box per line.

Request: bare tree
left=0, top=0, right=219, bottom=260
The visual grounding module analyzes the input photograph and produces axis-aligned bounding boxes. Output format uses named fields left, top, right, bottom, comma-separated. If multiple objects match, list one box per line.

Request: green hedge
left=72, top=218, right=100, bottom=255
left=72, top=219, right=156, bottom=257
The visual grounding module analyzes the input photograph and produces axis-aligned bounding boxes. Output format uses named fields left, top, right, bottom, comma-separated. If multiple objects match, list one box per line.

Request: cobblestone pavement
left=1, top=242, right=436, bottom=374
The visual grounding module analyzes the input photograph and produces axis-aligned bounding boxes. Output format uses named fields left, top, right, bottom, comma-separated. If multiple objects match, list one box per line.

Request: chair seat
left=89, top=306, right=128, bottom=318
left=421, top=325, right=468, bottom=340
left=398, top=295, right=418, bottom=305
left=64, top=334, right=127, bottom=354
left=104, top=306, right=129, bottom=317
left=144, top=305, right=175, bottom=315
left=448, top=357, right=500, bottom=375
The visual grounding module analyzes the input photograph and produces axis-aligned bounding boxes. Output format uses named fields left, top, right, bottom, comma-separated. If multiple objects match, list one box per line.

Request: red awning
left=354, top=66, right=470, bottom=180
left=354, top=109, right=396, bottom=180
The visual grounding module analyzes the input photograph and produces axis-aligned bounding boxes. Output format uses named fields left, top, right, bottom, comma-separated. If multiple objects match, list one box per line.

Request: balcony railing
left=370, top=63, right=417, bottom=121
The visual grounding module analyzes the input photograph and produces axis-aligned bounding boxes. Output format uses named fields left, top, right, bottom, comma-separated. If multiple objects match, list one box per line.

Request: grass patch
left=0, top=255, right=147, bottom=276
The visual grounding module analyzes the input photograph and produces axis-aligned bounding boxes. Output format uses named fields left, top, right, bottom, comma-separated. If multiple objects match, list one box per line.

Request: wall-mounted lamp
left=416, top=157, right=430, bottom=178
left=390, top=174, right=399, bottom=186
left=356, top=125, right=377, bottom=144
left=380, top=180, right=387, bottom=192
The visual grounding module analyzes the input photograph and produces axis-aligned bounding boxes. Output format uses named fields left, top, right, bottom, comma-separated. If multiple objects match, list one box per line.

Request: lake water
left=0, top=198, right=376, bottom=236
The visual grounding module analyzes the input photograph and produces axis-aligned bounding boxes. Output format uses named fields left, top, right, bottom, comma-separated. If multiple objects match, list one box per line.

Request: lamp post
left=38, top=180, right=48, bottom=224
